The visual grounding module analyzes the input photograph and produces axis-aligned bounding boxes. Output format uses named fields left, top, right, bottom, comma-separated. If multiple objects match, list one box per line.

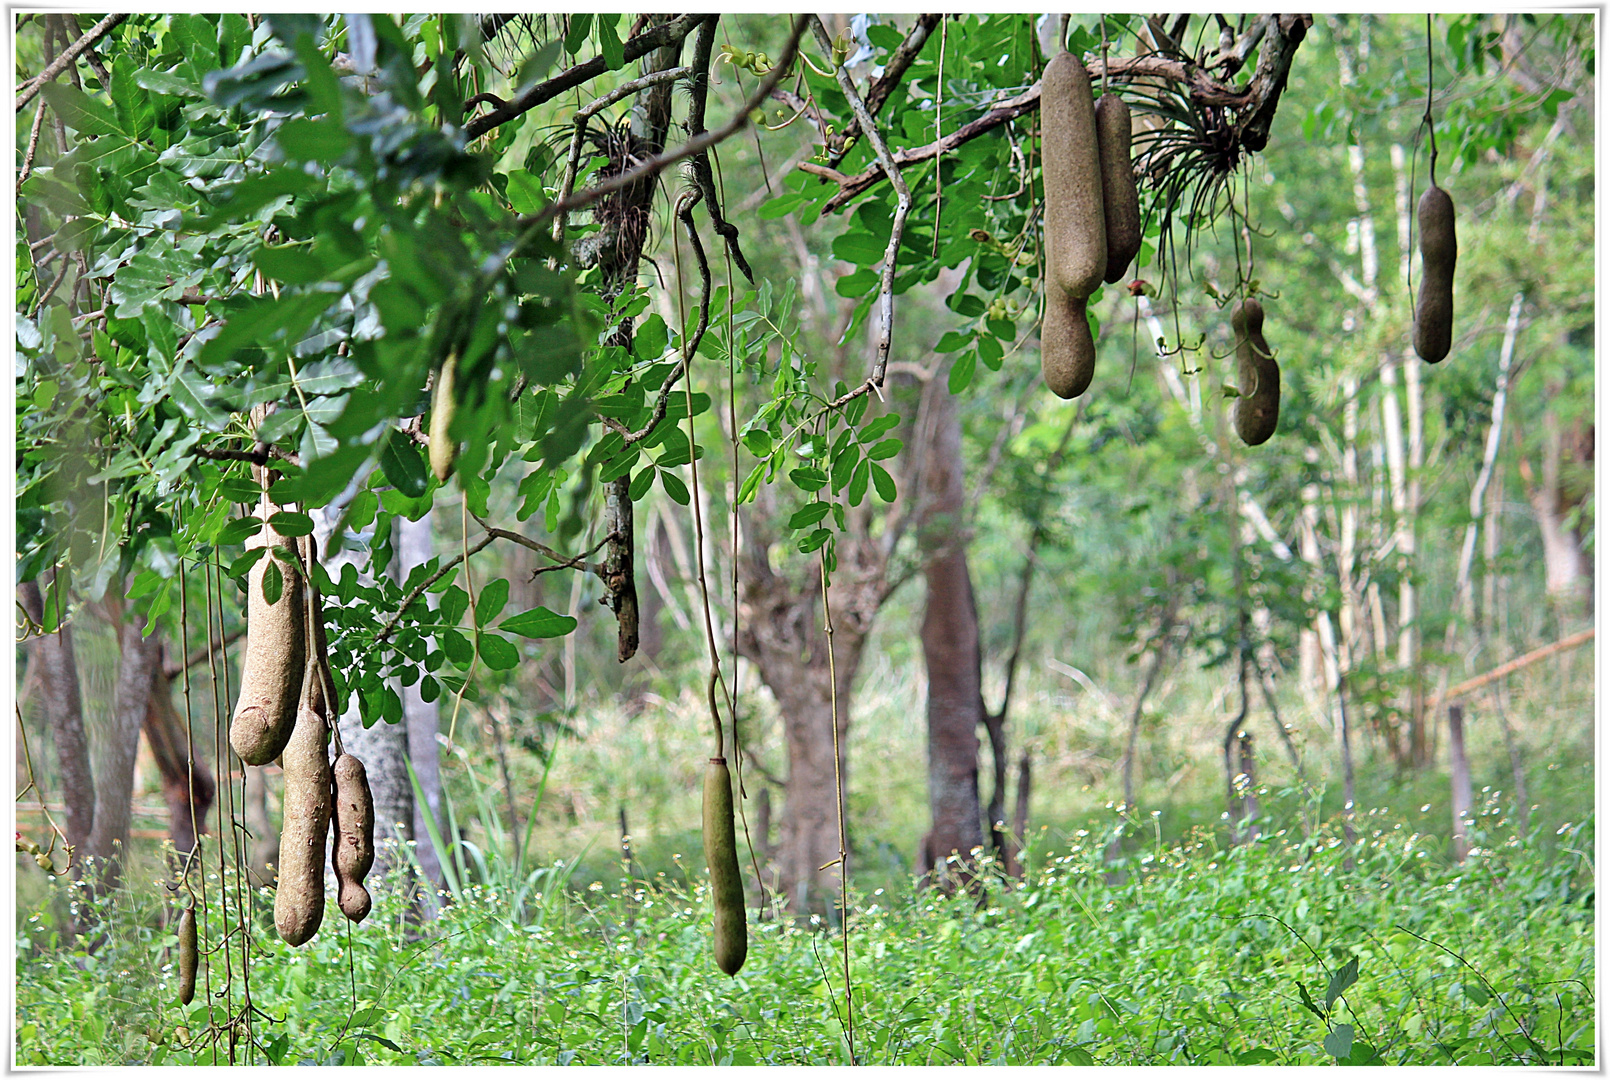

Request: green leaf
left=866, top=437, right=902, bottom=461
left=1323, top=1024, right=1354, bottom=1061
left=835, top=267, right=878, bottom=297
left=789, top=466, right=828, bottom=492
left=1236, top=1049, right=1278, bottom=1065
left=788, top=501, right=832, bottom=530
left=261, top=557, right=284, bottom=606
left=595, top=14, right=624, bottom=69
left=847, top=458, right=869, bottom=506
left=831, top=232, right=885, bottom=266
left=627, top=466, right=656, bottom=501
left=275, top=116, right=351, bottom=162
left=499, top=606, right=578, bottom=639
left=1324, top=957, right=1359, bottom=1010
left=564, top=15, right=593, bottom=54
left=947, top=352, right=976, bottom=393
left=380, top=428, right=429, bottom=498
left=39, top=82, right=127, bottom=138
left=659, top=468, right=690, bottom=505
left=477, top=632, right=520, bottom=671
left=1296, top=981, right=1325, bottom=1021
left=871, top=462, right=896, bottom=502
left=266, top=511, right=314, bottom=537
left=442, top=627, right=474, bottom=666
left=758, top=192, right=805, bottom=220
left=474, top=577, right=510, bottom=627
left=935, top=330, right=970, bottom=353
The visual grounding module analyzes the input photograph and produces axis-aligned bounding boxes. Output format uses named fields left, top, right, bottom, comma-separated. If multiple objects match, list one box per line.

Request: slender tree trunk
left=140, top=656, right=215, bottom=859
left=318, top=504, right=414, bottom=875
left=84, top=603, right=163, bottom=889
left=1009, top=752, right=1031, bottom=876
left=397, top=510, right=445, bottom=910
left=1491, top=685, right=1530, bottom=835
left=915, top=371, right=983, bottom=890
left=1447, top=703, right=1473, bottom=863
left=17, top=577, right=95, bottom=857
left=242, top=764, right=277, bottom=887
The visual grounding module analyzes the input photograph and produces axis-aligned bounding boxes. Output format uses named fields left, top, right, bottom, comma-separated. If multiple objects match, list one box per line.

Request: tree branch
left=827, top=13, right=943, bottom=166
left=685, top=15, right=755, bottom=283
left=15, top=13, right=129, bottom=112
left=811, top=26, right=1313, bottom=213
left=532, top=15, right=809, bottom=227
left=463, top=13, right=708, bottom=139
left=811, top=15, right=910, bottom=389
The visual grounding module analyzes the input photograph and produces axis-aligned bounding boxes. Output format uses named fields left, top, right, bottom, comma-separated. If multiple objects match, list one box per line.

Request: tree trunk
left=17, top=577, right=95, bottom=857
left=915, top=371, right=983, bottom=891
left=140, top=655, right=215, bottom=860
left=84, top=603, right=163, bottom=888
left=242, top=764, right=277, bottom=887
left=1520, top=407, right=1593, bottom=619
left=1447, top=703, right=1472, bottom=863
left=317, top=503, right=414, bottom=876
left=396, top=510, right=445, bottom=910
left=739, top=516, right=880, bottom=914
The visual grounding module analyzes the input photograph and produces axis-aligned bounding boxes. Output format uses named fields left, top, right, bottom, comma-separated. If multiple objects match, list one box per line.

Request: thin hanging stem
left=931, top=17, right=945, bottom=258
left=819, top=550, right=854, bottom=1062
left=1424, top=15, right=1439, bottom=187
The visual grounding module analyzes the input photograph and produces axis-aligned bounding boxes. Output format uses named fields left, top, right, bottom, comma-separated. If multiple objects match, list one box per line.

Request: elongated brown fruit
left=1094, top=93, right=1141, bottom=285
left=429, top=352, right=458, bottom=482
left=1413, top=184, right=1456, bottom=363
left=176, top=907, right=198, bottom=1005
left=1041, top=288, right=1096, bottom=399
left=331, top=752, right=375, bottom=923
left=1041, top=52, right=1106, bottom=299
left=274, top=669, right=331, bottom=946
left=228, top=529, right=305, bottom=766
left=1232, top=299, right=1280, bottom=446
left=703, top=757, right=746, bottom=976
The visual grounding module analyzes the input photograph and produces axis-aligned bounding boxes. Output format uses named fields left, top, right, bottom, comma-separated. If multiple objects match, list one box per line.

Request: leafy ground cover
left=15, top=796, right=1593, bottom=1066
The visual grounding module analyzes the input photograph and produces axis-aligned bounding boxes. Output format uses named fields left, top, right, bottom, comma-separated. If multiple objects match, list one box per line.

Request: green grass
left=14, top=793, right=1594, bottom=1066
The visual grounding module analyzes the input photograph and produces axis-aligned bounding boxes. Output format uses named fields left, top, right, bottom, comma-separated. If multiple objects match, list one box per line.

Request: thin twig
left=15, top=13, right=129, bottom=112
left=463, top=14, right=708, bottom=139
left=810, top=15, right=910, bottom=389
left=18, top=96, right=49, bottom=194
left=551, top=64, right=694, bottom=242
left=29, top=257, right=71, bottom=320
left=535, top=15, right=809, bottom=227
left=827, top=14, right=942, bottom=166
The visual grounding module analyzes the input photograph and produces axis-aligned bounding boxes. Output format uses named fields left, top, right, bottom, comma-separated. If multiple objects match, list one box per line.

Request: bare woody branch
left=826, top=13, right=942, bottom=166
left=806, top=21, right=1312, bottom=214
left=463, top=13, right=708, bottom=140
left=533, top=15, right=810, bottom=227
left=811, top=15, right=911, bottom=389
left=15, top=13, right=129, bottom=112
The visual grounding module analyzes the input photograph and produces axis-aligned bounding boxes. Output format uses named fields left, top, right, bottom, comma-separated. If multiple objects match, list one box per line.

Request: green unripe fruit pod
left=1094, top=92, right=1141, bottom=285
left=1040, top=288, right=1095, bottom=399
left=1231, top=299, right=1280, bottom=446
left=429, top=352, right=459, bottom=482
left=176, top=907, right=198, bottom=1005
left=1413, top=184, right=1456, bottom=363
left=702, top=757, right=747, bottom=976
left=1041, top=51, right=1106, bottom=299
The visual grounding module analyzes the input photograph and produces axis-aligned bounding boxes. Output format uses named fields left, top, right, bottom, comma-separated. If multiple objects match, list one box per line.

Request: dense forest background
left=14, top=12, right=1595, bottom=1066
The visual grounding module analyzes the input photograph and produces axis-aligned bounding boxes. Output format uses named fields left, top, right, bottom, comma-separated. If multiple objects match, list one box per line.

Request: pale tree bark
left=397, top=510, right=445, bottom=909
left=913, top=368, right=983, bottom=890
left=317, top=504, right=414, bottom=875
left=1518, top=411, right=1594, bottom=619
left=84, top=600, right=164, bottom=889
left=140, top=656, right=215, bottom=860
left=1447, top=703, right=1473, bottom=862
left=17, top=576, right=95, bottom=857
left=738, top=517, right=878, bottom=913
